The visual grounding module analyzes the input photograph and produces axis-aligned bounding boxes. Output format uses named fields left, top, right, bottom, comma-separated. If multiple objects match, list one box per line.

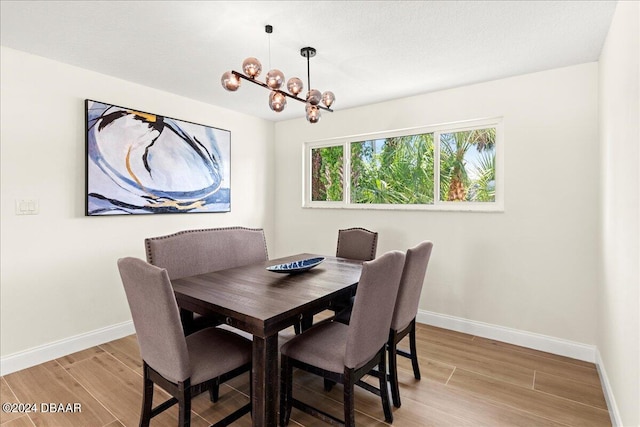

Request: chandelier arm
left=231, top=71, right=333, bottom=112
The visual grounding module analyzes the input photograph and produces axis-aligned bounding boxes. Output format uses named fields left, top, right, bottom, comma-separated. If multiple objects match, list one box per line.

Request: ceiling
left=0, top=1, right=617, bottom=122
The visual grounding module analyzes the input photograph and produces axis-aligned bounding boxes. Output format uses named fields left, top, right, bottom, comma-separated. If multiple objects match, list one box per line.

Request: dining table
left=170, top=253, right=363, bottom=427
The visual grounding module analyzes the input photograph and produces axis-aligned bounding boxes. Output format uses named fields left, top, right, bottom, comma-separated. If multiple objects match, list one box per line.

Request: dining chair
left=335, top=227, right=378, bottom=261
left=332, top=227, right=378, bottom=316
left=117, top=257, right=252, bottom=427
left=145, top=226, right=268, bottom=335
left=327, top=241, right=433, bottom=408
left=279, top=250, right=405, bottom=427
left=296, top=227, right=378, bottom=334
left=328, top=227, right=378, bottom=326
left=387, top=240, right=433, bottom=408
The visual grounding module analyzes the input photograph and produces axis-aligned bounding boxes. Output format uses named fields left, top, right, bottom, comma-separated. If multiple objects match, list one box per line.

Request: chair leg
left=377, top=350, right=393, bottom=423
left=343, top=370, right=356, bottom=427
left=279, top=355, right=293, bottom=426
left=177, top=380, right=191, bottom=427
left=209, top=378, right=220, bottom=403
left=178, top=379, right=191, bottom=427
left=179, top=308, right=195, bottom=335
left=409, top=321, right=421, bottom=380
left=140, top=364, right=154, bottom=427
left=388, top=333, right=401, bottom=408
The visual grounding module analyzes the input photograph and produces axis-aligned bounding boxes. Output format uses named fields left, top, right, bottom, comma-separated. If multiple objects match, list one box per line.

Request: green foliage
left=350, top=134, right=434, bottom=204
left=311, top=146, right=343, bottom=201
left=468, top=150, right=496, bottom=202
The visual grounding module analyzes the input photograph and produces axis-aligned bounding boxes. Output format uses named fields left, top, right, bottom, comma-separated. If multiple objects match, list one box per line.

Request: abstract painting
left=85, top=100, right=230, bottom=215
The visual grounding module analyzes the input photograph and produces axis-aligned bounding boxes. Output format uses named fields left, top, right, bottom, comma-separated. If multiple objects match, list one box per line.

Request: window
left=303, top=118, right=503, bottom=211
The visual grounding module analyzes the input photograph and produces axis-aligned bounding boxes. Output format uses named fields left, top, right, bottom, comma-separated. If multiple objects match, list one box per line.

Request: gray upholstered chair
left=326, top=241, right=434, bottom=408
left=336, top=227, right=378, bottom=261
left=145, top=226, right=268, bottom=334
left=329, top=228, right=379, bottom=326
left=297, top=227, right=379, bottom=334
left=117, top=257, right=252, bottom=427
left=279, top=250, right=405, bottom=427
left=387, top=240, right=433, bottom=408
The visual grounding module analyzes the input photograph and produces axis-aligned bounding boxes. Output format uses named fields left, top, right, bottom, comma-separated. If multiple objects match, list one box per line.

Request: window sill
left=302, top=202, right=504, bottom=213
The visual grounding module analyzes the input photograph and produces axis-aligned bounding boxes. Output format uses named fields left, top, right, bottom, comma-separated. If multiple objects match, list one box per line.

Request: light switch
left=15, top=199, right=39, bottom=215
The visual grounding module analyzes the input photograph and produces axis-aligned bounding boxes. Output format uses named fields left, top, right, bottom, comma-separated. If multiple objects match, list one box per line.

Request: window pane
left=439, top=128, right=496, bottom=202
left=311, top=146, right=344, bottom=201
left=350, top=134, right=434, bottom=204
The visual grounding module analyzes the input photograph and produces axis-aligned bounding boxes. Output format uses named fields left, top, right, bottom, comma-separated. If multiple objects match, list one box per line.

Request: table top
left=171, top=253, right=363, bottom=337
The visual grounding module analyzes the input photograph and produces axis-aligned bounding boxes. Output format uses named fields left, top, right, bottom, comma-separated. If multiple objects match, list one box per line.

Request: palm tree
left=468, top=151, right=496, bottom=202
left=440, top=128, right=495, bottom=201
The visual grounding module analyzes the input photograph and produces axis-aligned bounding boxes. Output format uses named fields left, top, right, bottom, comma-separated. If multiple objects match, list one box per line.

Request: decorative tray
left=266, top=257, right=325, bottom=274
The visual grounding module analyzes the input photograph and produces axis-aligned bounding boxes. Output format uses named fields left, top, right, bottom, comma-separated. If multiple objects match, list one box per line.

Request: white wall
left=274, top=63, right=600, bottom=345
left=598, top=1, right=640, bottom=425
left=0, top=47, right=276, bottom=358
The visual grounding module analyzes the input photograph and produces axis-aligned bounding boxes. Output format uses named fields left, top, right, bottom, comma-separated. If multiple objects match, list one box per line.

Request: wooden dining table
left=170, top=253, right=363, bottom=427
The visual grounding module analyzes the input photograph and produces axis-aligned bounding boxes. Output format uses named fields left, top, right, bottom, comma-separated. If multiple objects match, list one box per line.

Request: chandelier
left=220, top=25, right=334, bottom=124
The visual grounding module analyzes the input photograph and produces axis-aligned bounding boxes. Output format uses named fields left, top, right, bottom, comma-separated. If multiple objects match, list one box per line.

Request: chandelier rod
left=300, top=46, right=316, bottom=95
left=231, top=70, right=334, bottom=112
left=307, top=51, right=311, bottom=91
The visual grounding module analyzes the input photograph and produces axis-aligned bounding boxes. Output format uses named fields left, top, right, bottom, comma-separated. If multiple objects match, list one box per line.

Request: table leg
left=179, top=308, right=194, bottom=335
left=252, top=334, right=279, bottom=427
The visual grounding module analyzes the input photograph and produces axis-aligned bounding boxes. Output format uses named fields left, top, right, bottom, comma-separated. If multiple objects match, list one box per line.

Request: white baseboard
left=595, top=348, right=623, bottom=427
left=416, top=309, right=597, bottom=362
left=1, top=321, right=135, bottom=376
left=416, top=311, right=627, bottom=424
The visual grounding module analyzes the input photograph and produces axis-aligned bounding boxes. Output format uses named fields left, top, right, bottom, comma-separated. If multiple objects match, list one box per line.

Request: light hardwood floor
left=0, top=322, right=611, bottom=426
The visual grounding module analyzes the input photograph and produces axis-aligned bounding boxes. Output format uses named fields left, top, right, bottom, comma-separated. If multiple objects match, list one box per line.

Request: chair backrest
left=336, top=227, right=378, bottom=261
left=145, top=227, right=268, bottom=280
left=391, top=241, right=433, bottom=332
left=344, top=250, right=405, bottom=369
left=117, top=257, right=190, bottom=383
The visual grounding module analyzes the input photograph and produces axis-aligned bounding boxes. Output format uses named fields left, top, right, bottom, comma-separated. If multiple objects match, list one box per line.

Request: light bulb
left=266, top=69, right=285, bottom=90
left=269, top=91, right=287, bottom=112
left=322, top=91, right=335, bottom=108
left=220, top=71, right=241, bottom=91
left=307, top=89, right=322, bottom=106
left=242, top=57, right=262, bottom=78
left=287, top=77, right=304, bottom=96
left=306, top=103, right=321, bottom=123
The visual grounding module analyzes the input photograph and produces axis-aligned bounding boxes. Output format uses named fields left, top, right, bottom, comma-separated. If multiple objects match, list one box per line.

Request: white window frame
left=303, top=117, right=504, bottom=212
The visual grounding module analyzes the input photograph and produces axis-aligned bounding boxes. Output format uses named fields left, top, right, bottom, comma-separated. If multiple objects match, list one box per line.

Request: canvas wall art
left=85, top=100, right=230, bottom=215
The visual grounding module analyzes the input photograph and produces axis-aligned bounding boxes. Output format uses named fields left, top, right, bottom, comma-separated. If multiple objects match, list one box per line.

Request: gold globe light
left=242, top=57, right=262, bottom=79
left=322, top=91, right=335, bottom=108
left=220, top=71, right=241, bottom=92
left=269, top=91, right=287, bottom=112
left=266, top=69, right=285, bottom=90
left=306, top=89, right=322, bottom=106
left=306, top=103, right=321, bottom=123
left=287, top=77, right=304, bottom=96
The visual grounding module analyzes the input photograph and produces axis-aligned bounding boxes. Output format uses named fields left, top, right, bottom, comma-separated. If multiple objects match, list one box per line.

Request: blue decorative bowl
left=266, top=257, right=325, bottom=274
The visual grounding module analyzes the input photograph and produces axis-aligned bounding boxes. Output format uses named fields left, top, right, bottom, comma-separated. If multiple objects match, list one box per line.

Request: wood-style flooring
left=0, top=322, right=611, bottom=426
